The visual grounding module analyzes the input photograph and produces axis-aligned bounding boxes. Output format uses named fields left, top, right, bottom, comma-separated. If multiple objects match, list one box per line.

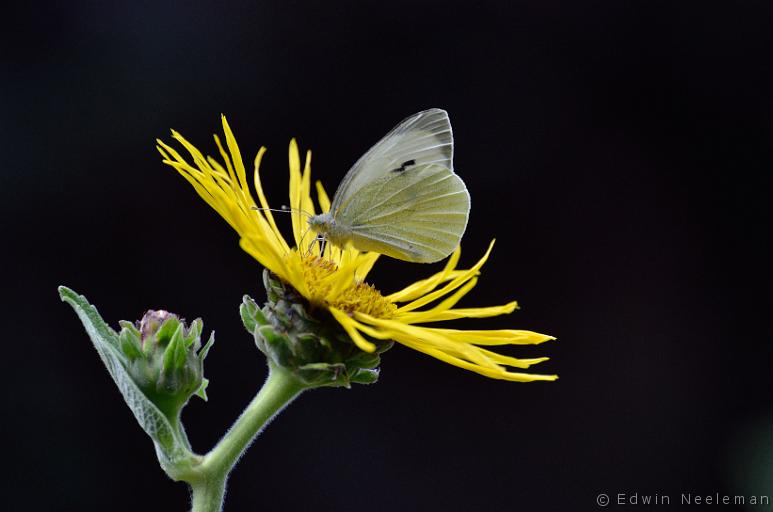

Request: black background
left=4, top=2, right=773, bottom=511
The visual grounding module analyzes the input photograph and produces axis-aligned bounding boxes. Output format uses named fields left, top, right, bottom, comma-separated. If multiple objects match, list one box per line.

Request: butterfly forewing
left=331, top=108, right=453, bottom=215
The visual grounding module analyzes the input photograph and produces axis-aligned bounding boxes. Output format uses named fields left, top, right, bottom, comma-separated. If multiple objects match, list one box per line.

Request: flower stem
left=190, top=474, right=226, bottom=512
left=189, top=362, right=306, bottom=512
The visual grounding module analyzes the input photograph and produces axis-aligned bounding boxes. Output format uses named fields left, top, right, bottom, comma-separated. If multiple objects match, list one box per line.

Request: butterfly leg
left=304, top=235, right=326, bottom=258
left=318, top=237, right=327, bottom=257
left=303, top=234, right=316, bottom=258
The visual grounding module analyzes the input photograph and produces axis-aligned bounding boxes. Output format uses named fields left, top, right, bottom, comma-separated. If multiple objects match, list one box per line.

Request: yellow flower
left=157, top=116, right=557, bottom=382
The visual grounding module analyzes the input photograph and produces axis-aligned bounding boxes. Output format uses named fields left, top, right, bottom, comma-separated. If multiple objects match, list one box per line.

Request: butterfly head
left=307, top=212, right=334, bottom=235
left=307, top=212, right=353, bottom=250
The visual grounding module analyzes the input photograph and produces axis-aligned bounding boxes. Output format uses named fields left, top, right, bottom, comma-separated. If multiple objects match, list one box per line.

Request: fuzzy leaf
left=58, top=286, right=191, bottom=464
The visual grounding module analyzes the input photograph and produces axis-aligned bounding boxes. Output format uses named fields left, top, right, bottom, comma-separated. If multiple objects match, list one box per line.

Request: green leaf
left=58, top=286, right=192, bottom=466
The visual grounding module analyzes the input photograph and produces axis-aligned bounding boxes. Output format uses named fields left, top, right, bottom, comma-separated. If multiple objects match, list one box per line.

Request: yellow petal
left=386, top=246, right=462, bottom=302
left=324, top=257, right=358, bottom=302
left=251, top=147, right=289, bottom=252
left=423, top=328, right=555, bottom=345
left=355, top=313, right=501, bottom=370
left=212, top=133, right=235, bottom=180
left=396, top=302, right=518, bottom=324
left=397, top=240, right=494, bottom=313
left=288, top=138, right=304, bottom=246
left=239, top=236, right=286, bottom=281
left=221, top=116, right=249, bottom=195
left=354, top=252, right=381, bottom=282
left=477, top=348, right=549, bottom=369
left=315, top=180, right=331, bottom=213
left=329, top=307, right=377, bottom=352
left=399, top=338, right=558, bottom=382
left=395, top=276, right=478, bottom=321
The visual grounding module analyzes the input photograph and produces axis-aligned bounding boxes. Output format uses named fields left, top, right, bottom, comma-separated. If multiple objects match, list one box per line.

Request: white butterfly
left=307, top=108, right=470, bottom=263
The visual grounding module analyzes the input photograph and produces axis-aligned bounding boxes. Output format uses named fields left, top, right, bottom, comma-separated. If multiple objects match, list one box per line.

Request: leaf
left=58, top=286, right=191, bottom=465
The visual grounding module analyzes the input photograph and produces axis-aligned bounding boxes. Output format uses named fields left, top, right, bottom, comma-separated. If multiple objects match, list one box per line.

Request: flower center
left=299, top=255, right=396, bottom=318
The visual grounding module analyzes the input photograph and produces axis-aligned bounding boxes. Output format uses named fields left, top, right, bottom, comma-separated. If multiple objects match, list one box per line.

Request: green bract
left=119, top=310, right=214, bottom=419
left=241, top=270, right=392, bottom=388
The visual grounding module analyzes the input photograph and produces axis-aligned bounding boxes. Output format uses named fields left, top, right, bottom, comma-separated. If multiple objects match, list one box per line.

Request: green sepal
left=153, top=317, right=179, bottom=353
left=349, top=368, right=380, bottom=385
left=262, top=269, right=284, bottom=303
left=193, top=330, right=215, bottom=402
left=296, top=362, right=347, bottom=386
left=196, top=377, right=210, bottom=401
left=165, top=323, right=192, bottom=373
left=240, top=294, right=268, bottom=333
left=257, top=324, right=293, bottom=365
left=346, top=351, right=381, bottom=369
left=118, top=322, right=143, bottom=360
left=199, top=331, right=215, bottom=363
left=58, top=286, right=194, bottom=469
left=186, top=318, right=203, bottom=348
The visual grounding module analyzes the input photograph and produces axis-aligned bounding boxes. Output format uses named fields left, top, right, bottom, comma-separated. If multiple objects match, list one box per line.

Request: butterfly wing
left=336, top=163, right=470, bottom=263
left=330, top=108, right=454, bottom=215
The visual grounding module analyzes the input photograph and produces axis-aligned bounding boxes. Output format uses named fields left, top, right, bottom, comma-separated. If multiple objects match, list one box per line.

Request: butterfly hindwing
left=337, top=163, right=470, bottom=263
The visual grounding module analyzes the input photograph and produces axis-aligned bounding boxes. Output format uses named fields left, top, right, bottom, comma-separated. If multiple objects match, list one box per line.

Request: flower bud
left=241, top=270, right=392, bottom=388
left=119, top=310, right=214, bottom=420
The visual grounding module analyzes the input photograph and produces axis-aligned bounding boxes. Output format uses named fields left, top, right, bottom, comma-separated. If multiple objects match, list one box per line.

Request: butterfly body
left=308, top=109, right=470, bottom=263
left=307, top=212, right=349, bottom=248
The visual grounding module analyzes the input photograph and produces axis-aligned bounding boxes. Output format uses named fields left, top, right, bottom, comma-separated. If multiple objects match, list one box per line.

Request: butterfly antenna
left=251, top=205, right=313, bottom=218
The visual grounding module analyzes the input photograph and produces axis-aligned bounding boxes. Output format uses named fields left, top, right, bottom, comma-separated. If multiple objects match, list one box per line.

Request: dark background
left=4, top=1, right=773, bottom=511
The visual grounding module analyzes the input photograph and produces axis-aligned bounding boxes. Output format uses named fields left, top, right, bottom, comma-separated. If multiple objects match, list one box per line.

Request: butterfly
left=307, top=108, right=470, bottom=263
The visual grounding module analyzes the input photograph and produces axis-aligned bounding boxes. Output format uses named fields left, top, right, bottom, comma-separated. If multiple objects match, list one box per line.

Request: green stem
left=189, top=363, right=306, bottom=512
left=190, top=474, right=226, bottom=512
